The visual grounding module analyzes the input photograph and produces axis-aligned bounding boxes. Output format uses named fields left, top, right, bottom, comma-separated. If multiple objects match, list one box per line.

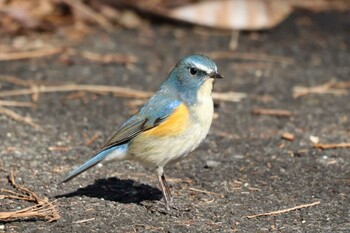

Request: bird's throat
left=198, top=79, right=214, bottom=98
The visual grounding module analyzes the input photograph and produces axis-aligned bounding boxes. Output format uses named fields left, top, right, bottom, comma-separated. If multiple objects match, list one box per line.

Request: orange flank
left=143, top=104, right=189, bottom=137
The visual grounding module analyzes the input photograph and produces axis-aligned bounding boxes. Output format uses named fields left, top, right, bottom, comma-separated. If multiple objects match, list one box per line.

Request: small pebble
left=233, top=154, right=244, bottom=159
left=205, top=160, right=221, bottom=168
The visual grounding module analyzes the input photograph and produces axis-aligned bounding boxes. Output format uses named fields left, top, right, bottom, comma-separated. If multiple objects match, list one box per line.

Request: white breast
left=164, top=78, right=215, bottom=163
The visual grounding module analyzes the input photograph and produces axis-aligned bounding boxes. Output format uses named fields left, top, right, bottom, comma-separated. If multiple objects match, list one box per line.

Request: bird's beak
left=210, top=72, right=224, bottom=79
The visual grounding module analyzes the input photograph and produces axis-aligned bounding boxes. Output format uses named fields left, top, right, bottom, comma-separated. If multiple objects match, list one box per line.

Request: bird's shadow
left=55, top=177, right=162, bottom=204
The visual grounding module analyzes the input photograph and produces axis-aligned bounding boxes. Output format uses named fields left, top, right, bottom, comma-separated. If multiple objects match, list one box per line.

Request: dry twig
left=48, top=146, right=71, bottom=151
left=0, top=84, right=152, bottom=99
left=189, top=187, right=224, bottom=198
left=0, top=202, right=59, bottom=222
left=0, top=75, right=34, bottom=86
left=206, top=51, right=294, bottom=65
left=0, top=171, right=60, bottom=222
left=0, top=48, right=63, bottom=61
left=0, top=48, right=137, bottom=64
left=233, top=62, right=274, bottom=71
left=314, top=143, right=350, bottom=149
left=62, top=48, right=138, bottom=64
left=0, top=83, right=245, bottom=102
left=0, top=189, right=33, bottom=201
left=73, top=218, right=95, bottom=224
left=60, top=0, right=114, bottom=31
left=212, top=91, right=246, bottom=102
left=333, top=81, right=350, bottom=89
left=0, top=100, right=36, bottom=108
left=245, top=201, right=321, bottom=219
left=229, top=30, right=240, bottom=50
left=84, top=132, right=101, bottom=146
left=0, top=106, right=40, bottom=129
left=79, top=51, right=138, bottom=64
left=293, top=80, right=349, bottom=98
left=251, top=108, right=293, bottom=117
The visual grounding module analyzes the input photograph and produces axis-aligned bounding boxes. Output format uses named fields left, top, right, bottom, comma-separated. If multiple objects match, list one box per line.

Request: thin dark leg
left=156, top=167, right=171, bottom=209
left=161, top=174, right=173, bottom=205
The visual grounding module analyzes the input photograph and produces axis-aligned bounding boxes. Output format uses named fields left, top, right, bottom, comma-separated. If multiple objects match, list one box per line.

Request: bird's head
left=165, top=54, right=223, bottom=102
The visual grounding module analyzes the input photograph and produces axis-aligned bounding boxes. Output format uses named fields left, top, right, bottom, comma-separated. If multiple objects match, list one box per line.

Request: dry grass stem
left=314, top=143, right=350, bottom=149
left=0, top=106, right=40, bottom=129
left=0, top=189, right=33, bottom=201
left=333, top=81, right=350, bottom=89
left=245, top=201, right=321, bottom=219
left=84, top=132, right=101, bottom=146
left=79, top=51, right=138, bottom=64
left=0, top=100, right=36, bottom=108
left=63, top=48, right=138, bottom=64
left=233, top=62, right=274, bottom=71
left=293, top=80, right=349, bottom=98
left=207, top=51, right=294, bottom=65
left=0, top=75, right=35, bottom=86
left=0, top=48, right=137, bottom=64
left=48, top=146, right=71, bottom=151
left=247, top=187, right=262, bottom=192
left=7, top=172, right=40, bottom=202
left=229, top=31, right=240, bottom=50
left=189, top=187, right=224, bottom=198
left=73, top=218, right=95, bottom=224
left=0, top=84, right=153, bottom=99
left=0, top=171, right=60, bottom=222
left=0, top=202, right=59, bottom=222
left=0, top=83, right=244, bottom=102
left=212, top=91, right=247, bottom=102
left=60, top=0, right=114, bottom=31
left=251, top=108, right=293, bottom=117
left=0, top=48, right=63, bottom=61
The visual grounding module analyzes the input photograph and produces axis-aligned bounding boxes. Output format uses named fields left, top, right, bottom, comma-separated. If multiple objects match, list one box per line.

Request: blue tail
left=61, top=147, right=117, bottom=183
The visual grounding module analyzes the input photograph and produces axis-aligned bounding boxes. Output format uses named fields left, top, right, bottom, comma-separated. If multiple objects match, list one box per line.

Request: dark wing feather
left=100, top=118, right=149, bottom=151
left=100, top=116, right=168, bottom=151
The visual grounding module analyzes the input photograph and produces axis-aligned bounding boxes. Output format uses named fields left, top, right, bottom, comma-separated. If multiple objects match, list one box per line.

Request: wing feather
left=100, top=97, right=180, bottom=151
left=100, top=118, right=148, bottom=151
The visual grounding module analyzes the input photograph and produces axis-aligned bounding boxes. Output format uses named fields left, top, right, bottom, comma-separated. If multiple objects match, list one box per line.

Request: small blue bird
left=62, top=54, right=223, bottom=209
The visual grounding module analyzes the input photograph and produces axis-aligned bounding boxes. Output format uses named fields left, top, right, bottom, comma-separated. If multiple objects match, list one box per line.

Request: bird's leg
left=156, top=167, right=173, bottom=210
left=161, top=173, right=173, bottom=205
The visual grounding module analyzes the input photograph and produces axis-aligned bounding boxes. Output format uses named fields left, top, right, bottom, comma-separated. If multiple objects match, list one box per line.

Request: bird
left=62, top=54, right=223, bottom=209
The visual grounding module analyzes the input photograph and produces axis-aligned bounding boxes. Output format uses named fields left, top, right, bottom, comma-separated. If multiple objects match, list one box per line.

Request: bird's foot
left=165, top=201, right=177, bottom=211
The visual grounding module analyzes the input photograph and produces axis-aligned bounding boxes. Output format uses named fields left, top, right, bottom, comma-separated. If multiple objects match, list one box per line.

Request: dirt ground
left=0, top=10, right=349, bottom=232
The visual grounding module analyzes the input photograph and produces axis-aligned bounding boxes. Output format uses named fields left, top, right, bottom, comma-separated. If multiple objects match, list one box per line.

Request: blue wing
left=61, top=93, right=181, bottom=183
left=101, top=93, right=181, bottom=150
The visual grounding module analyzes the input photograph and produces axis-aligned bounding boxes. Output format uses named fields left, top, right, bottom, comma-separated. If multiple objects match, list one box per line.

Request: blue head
left=162, top=54, right=223, bottom=104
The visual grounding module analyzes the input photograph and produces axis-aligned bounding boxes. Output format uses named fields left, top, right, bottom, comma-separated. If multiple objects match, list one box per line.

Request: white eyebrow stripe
left=193, top=63, right=216, bottom=74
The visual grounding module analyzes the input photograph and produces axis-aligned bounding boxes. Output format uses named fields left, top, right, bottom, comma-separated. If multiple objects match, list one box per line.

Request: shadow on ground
left=56, top=177, right=162, bottom=204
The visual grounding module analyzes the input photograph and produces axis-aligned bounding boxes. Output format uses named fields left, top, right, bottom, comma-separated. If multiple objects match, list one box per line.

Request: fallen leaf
left=168, top=0, right=292, bottom=30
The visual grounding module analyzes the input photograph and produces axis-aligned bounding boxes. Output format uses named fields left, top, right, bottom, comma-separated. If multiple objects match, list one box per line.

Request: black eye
left=189, top=67, right=198, bottom=75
